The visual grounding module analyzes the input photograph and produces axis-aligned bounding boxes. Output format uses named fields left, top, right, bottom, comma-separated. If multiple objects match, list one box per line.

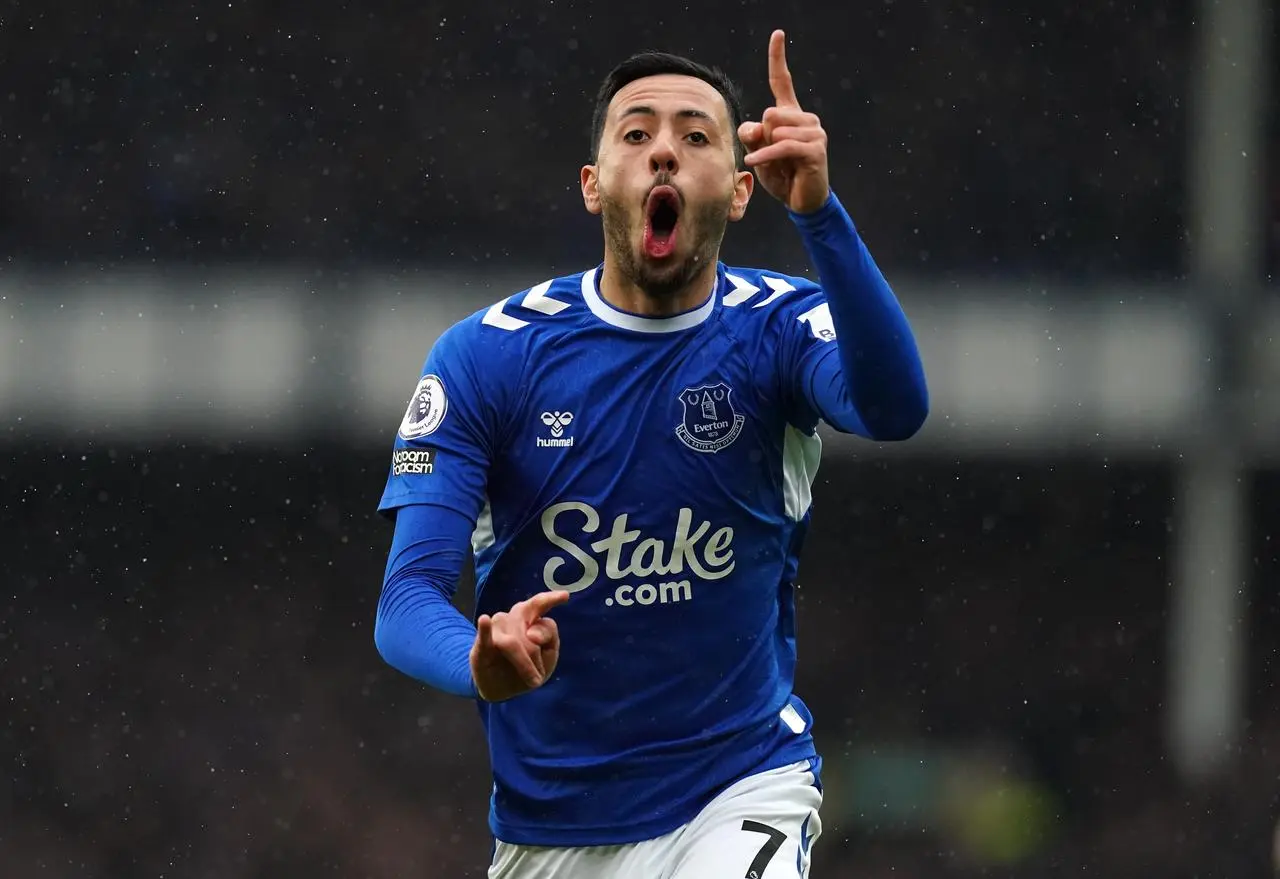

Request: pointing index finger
left=768, top=29, right=801, bottom=109
left=521, top=590, right=570, bottom=622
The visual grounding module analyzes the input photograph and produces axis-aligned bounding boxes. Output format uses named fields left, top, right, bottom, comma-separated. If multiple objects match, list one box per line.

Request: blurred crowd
left=4, top=450, right=1278, bottom=877
left=0, top=1, right=1211, bottom=278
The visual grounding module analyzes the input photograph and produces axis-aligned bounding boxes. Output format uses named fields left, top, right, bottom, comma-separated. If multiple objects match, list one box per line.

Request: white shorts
left=488, top=760, right=822, bottom=879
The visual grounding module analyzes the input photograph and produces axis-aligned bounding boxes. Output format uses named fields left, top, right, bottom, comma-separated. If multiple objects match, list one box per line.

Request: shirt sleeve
left=776, top=289, right=866, bottom=436
left=373, top=318, right=511, bottom=699
left=373, top=501, right=479, bottom=699
left=777, top=192, right=929, bottom=440
left=376, top=320, right=502, bottom=522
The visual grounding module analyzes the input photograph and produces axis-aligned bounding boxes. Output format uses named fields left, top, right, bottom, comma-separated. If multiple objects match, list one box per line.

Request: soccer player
left=373, top=30, right=928, bottom=878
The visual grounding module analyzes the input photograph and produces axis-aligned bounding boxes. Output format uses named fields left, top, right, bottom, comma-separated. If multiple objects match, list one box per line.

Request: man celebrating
left=374, top=30, right=928, bottom=877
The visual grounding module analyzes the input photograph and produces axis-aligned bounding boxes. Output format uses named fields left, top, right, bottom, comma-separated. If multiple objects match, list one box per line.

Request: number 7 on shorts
left=740, top=820, right=787, bottom=878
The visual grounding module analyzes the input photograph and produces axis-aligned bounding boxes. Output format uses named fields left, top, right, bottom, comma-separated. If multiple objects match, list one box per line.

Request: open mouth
left=643, top=185, right=681, bottom=259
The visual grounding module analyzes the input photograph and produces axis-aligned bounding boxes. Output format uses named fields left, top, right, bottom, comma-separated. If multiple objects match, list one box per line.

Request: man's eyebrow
left=617, top=106, right=716, bottom=123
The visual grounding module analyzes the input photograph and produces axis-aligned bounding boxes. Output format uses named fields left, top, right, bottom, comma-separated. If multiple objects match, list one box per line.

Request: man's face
left=582, top=74, right=753, bottom=300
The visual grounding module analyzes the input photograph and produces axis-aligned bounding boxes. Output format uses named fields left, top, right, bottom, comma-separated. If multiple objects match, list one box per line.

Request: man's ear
left=728, top=169, right=754, bottom=222
left=581, top=165, right=602, bottom=215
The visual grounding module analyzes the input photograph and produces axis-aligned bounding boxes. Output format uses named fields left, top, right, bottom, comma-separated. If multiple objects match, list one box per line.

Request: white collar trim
left=580, top=267, right=716, bottom=334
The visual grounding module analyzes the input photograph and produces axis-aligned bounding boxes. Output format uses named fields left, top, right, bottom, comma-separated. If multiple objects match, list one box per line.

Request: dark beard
left=599, top=188, right=730, bottom=305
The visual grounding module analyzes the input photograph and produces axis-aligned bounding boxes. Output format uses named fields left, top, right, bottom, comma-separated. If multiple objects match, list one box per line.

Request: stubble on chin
left=598, top=191, right=730, bottom=304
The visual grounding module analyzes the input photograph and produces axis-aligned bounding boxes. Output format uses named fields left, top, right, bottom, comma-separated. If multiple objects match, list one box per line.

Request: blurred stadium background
left=3, top=1, right=1279, bottom=876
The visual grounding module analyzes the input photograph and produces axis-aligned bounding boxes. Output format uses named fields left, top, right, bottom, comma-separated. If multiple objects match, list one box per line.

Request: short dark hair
left=589, top=51, right=745, bottom=167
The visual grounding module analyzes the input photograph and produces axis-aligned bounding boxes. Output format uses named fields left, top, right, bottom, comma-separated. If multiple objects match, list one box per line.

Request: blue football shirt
left=378, top=262, right=843, bottom=845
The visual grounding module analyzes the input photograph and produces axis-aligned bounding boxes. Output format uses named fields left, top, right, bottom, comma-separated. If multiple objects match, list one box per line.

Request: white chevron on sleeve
left=753, top=276, right=797, bottom=308
left=481, top=298, right=529, bottom=331
left=521, top=280, right=570, bottom=315
left=722, top=273, right=760, bottom=306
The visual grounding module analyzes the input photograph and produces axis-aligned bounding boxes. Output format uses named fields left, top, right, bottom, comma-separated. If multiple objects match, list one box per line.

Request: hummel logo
left=540, top=411, right=573, bottom=437
left=538, top=411, right=575, bottom=449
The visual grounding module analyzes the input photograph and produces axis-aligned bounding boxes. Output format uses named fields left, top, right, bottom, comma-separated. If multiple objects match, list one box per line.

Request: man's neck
left=597, top=253, right=720, bottom=317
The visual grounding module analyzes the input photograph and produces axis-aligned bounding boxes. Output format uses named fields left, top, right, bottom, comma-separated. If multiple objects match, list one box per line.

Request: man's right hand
left=470, top=590, right=570, bottom=702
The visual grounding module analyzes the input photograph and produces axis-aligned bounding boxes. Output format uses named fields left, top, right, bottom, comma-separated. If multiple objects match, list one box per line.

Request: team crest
left=675, top=383, right=745, bottom=453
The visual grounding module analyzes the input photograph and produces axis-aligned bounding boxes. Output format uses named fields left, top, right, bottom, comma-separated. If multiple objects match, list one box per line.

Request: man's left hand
left=739, top=29, right=831, bottom=215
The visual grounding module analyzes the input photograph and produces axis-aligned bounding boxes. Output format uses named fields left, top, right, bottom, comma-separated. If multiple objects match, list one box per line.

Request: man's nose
left=648, top=135, right=678, bottom=174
